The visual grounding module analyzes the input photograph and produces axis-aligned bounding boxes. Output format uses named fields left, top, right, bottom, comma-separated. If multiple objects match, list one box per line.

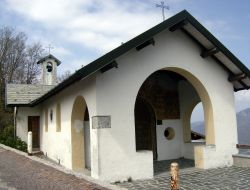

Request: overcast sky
left=0, top=0, right=250, bottom=120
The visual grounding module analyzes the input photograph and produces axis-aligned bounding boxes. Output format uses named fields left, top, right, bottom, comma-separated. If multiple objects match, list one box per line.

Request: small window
left=56, top=103, right=61, bottom=132
left=45, top=109, right=48, bottom=132
left=157, top=120, right=162, bottom=125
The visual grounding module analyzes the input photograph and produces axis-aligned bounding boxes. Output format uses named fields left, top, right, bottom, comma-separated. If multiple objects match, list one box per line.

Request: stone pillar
left=28, top=131, right=32, bottom=155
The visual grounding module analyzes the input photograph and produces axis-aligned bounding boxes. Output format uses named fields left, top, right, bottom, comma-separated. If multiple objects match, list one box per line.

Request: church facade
left=6, top=10, right=250, bottom=182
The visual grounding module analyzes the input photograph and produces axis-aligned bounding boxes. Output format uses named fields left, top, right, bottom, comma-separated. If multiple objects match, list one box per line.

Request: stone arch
left=133, top=67, right=215, bottom=148
left=71, top=95, right=89, bottom=171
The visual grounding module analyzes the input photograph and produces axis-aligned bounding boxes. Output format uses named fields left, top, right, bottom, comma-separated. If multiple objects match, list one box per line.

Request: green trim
left=13, top=10, right=249, bottom=107
left=7, top=104, right=32, bottom=107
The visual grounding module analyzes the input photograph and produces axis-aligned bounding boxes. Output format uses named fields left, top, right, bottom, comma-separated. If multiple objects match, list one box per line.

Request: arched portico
left=134, top=68, right=214, bottom=172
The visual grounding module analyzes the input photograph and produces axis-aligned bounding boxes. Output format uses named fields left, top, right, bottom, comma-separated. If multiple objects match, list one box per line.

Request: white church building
left=6, top=10, right=250, bottom=182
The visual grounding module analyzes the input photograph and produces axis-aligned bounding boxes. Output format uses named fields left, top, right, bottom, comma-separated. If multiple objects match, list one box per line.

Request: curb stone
left=0, top=143, right=127, bottom=190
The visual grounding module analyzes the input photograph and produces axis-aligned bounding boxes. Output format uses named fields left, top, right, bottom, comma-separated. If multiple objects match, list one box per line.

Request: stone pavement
left=0, top=147, right=109, bottom=190
left=2, top=145, right=250, bottom=190
left=119, top=166, right=250, bottom=190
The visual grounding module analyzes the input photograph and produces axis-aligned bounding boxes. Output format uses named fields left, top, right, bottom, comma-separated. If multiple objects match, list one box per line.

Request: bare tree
left=0, top=26, right=44, bottom=127
left=0, top=27, right=26, bottom=85
left=0, top=27, right=43, bottom=85
left=57, top=70, right=71, bottom=83
left=15, top=43, right=43, bottom=84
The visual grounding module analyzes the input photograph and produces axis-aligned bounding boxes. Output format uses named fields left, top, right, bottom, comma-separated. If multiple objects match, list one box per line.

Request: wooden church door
left=28, top=116, right=40, bottom=148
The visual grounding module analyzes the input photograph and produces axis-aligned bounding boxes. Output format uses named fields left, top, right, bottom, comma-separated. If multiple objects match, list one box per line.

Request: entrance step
left=31, top=150, right=44, bottom=156
left=233, top=154, right=250, bottom=167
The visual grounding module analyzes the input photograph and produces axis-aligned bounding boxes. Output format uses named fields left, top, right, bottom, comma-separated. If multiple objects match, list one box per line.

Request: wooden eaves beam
left=228, top=73, right=246, bottom=82
left=200, top=47, right=219, bottom=58
left=136, top=38, right=155, bottom=51
left=235, top=86, right=250, bottom=92
left=169, top=19, right=188, bottom=32
left=100, top=61, right=118, bottom=73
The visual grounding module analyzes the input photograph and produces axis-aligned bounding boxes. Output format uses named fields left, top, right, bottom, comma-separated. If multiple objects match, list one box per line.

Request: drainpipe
left=13, top=106, right=17, bottom=140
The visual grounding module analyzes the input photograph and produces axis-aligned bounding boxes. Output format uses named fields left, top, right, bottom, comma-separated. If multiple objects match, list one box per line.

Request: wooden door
left=28, top=116, right=40, bottom=148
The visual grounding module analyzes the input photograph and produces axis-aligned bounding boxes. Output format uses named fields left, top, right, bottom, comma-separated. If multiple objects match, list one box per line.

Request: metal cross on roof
left=46, top=44, right=54, bottom=54
left=156, top=1, right=170, bottom=21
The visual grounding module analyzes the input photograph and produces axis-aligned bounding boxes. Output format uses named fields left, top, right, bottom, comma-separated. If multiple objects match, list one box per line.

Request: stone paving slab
left=0, top=144, right=126, bottom=190
left=119, top=166, right=250, bottom=190
left=0, top=146, right=109, bottom=190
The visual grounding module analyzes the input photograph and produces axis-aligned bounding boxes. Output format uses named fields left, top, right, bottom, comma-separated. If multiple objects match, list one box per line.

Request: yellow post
left=170, top=162, right=179, bottom=190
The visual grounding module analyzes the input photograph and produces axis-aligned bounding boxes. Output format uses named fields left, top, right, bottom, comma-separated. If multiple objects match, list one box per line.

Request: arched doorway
left=135, top=97, right=157, bottom=160
left=71, top=96, right=91, bottom=172
left=134, top=69, right=213, bottom=174
left=84, top=108, right=91, bottom=170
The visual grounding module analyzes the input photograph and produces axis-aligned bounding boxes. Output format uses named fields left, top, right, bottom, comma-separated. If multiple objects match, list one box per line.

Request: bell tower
left=37, top=54, right=61, bottom=85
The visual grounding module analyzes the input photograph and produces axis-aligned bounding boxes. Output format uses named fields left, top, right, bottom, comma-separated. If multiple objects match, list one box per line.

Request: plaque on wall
left=92, top=116, right=111, bottom=129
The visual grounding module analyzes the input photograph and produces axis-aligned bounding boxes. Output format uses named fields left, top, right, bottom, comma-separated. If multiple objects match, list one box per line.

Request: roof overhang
left=37, top=54, right=61, bottom=66
left=10, top=10, right=249, bottom=107
left=176, top=19, right=250, bottom=91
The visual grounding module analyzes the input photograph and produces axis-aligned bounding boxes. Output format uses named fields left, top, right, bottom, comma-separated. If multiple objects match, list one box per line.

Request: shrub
left=0, top=124, right=14, bottom=141
left=15, top=137, right=27, bottom=152
left=0, top=125, right=27, bottom=152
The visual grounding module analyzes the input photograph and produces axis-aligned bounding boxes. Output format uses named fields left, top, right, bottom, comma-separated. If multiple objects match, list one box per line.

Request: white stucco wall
left=16, top=75, right=97, bottom=175
left=39, top=75, right=97, bottom=171
left=94, top=28, right=238, bottom=181
left=16, top=106, right=41, bottom=143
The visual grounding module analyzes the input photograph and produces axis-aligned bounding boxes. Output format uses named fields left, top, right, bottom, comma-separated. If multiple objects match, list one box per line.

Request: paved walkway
left=119, top=166, right=250, bottom=190
left=2, top=146, right=250, bottom=190
left=0, top=147, right=108, bottom=190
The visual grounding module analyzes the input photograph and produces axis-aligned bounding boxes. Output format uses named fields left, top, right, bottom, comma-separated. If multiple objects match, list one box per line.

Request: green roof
left=7, top=10, right=250, bottom=107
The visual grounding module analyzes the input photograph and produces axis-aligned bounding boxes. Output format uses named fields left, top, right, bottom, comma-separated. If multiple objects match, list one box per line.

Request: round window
left=164, top=127, right=175, bottom=140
